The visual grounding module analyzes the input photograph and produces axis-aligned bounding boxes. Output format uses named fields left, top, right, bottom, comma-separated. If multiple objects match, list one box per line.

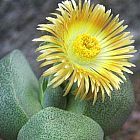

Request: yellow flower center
left=73, top=34, right=101, bottom=60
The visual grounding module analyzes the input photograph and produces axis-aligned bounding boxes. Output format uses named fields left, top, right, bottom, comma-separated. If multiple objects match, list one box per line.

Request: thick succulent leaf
left=66, top=75, right=135, bottom=136
left=39, top=75, right=67, bottom=110
left=17, top=107, right=104, bottom=140
left=0, top=50, right=42, bottom=139
left=42, top=86, right=67, bottom=109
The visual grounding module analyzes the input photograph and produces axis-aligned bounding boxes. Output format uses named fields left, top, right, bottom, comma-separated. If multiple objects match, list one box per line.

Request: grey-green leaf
left=66, top=75, right=135, bottom=136
left=42, top=86, right=67, bottom=110
left=0, top=50, right=42, bottom=140
left=17, top=107, right=104, bottom=140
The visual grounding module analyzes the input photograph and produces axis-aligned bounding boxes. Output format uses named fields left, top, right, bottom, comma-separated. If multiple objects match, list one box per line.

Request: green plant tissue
left=17, top=107, right=104, bottom=140
left=0, top=50, right=42, bottom=140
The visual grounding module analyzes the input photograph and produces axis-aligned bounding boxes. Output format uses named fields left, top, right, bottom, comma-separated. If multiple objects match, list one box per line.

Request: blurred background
left=0, top=0, right=139, bottom=139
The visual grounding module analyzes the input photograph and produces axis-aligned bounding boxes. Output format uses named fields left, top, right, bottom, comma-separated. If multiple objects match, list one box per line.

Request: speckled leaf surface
left=17, top=107, right=104, bottom=140
left=0, top=50, right=42, bottom=139
left=66, top=75, right=135, bottom=136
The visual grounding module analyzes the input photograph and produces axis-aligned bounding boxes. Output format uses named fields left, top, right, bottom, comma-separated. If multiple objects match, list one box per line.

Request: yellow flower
left=33, top=0, right=136, bottom=104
